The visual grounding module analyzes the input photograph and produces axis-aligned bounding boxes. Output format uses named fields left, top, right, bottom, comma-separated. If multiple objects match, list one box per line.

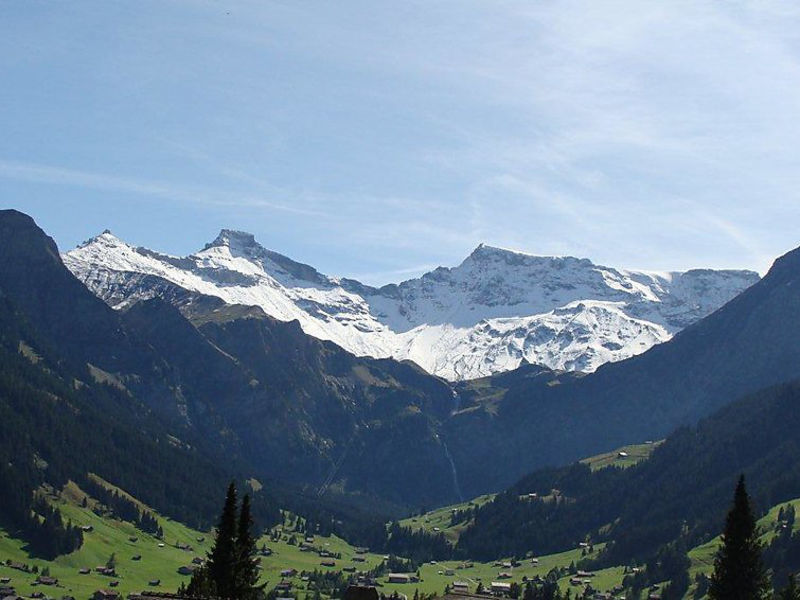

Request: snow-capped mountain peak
left=204, top=228, right=259, bottom=254
left=63, top=230, right=760, bottom=380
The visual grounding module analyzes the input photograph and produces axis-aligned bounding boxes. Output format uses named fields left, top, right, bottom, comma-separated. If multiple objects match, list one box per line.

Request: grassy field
left=0, top=480, right=633, bottom=600
left=373, top=544, right=626, bottom=598
left=579, top=440, right=663, bottom=471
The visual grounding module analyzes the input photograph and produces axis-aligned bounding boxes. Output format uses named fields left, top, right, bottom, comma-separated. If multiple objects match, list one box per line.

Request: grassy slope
left=0, top=482, right=631, bottom=599
left=685, top=496, right=800, bottom=598
left=0, top=441, right=673, bottom=599
left=398, top=495, right=495, bottom=544
left=579, top=441, right=663, bottom=471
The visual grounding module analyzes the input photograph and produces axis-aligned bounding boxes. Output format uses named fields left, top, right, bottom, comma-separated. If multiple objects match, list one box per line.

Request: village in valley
left=0, top=444, right=722, bottom=600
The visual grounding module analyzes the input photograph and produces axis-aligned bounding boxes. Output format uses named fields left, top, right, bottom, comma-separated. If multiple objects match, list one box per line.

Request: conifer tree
left=207, top=481, right=239, bottom=598
left=708, top=475, right=770, bottom=600
left=234, top=493, right=261, bottom=599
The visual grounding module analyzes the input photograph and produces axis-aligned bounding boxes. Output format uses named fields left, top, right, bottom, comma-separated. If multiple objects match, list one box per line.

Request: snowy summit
left=64, top=231, right=759, bottom=380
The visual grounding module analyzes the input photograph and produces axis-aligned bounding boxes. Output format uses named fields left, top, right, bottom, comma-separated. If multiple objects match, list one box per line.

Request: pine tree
left=779, top=574, right=800, bottom=600
left=207, top=481, right=239, bottom=598
left=234, top=494, right=261, bottom=599
left=708, top=475, right=770, bottom=600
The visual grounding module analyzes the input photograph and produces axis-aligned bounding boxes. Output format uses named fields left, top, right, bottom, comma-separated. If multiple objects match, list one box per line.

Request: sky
left=2, top=1, right=800, bottom=285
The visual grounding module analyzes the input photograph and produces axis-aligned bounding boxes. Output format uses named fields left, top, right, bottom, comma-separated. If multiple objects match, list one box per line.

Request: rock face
left=64, top=231, right=759, bottom=380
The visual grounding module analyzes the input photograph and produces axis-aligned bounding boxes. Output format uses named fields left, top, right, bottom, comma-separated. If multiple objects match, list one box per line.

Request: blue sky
left=2, top=1, right=800, bottom=284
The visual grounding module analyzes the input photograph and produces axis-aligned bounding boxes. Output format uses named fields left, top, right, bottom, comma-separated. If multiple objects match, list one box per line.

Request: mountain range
left=4, top=207, right=800, bottom=530
left=63, top=230, right=759, bottom=380
left=6, top=207, right=800, bottom=598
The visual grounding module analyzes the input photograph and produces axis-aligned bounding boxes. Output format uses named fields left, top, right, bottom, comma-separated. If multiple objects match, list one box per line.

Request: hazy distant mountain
left=64, top=230, right=758, bottom=380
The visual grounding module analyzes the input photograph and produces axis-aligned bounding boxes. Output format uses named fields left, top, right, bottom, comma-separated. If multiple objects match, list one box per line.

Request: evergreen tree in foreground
left=207, top=482, right=239, bottom=598
left=185, top=482, right=264, bottom=599
left=234, top=494, right=262, bottom=599
left=708, top=475, right=770, bottom=600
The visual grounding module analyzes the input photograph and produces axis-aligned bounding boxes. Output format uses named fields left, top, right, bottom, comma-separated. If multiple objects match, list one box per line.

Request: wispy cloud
left=2, top=1, right=800, bottom=278
left=0, top=159, right=327, bottom=217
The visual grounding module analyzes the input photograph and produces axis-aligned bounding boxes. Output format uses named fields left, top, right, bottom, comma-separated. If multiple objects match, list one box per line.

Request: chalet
left=441, top=594, right=493, bottom=600
left=354, top=547, right=368, bottom=554
left=490, top=582, right=512, bottom=596
left=79, top=568, right=91, bottom=574
left=196, top=536, right=205, bottom=542
left=617, top=451, right=629, bottom=458
left=344, top=585, right=379, bottom=600
left=576, top=571, right=595, bottom=578
left=30, top=592, right=45, bottom=598
left=0, top=586, right=15, bottom=596
left=129, top=537, right=138, bottom=543
left=352, top=556, right=366, bottom=563
left=5, top=562, right=27, bottom=572
left=132, top=555, right=142, bottom=561
left=192, top=557, right=204, bottom=565
left=81, top=525, right=94, bottom=532
left=0, top=577, right=10, bottom=583
left=496, top=572, right=512, bottom=580
left=148, top=580, right=161, bottom=587
left=158, top=543, right=165, bottom=548
left=321, top=560, right=336, bottom=567
left=128, top=594, right=216, bottom=600
left=343, top=567, right=356, bottom=573
left=529, top=558, right=539, bottom=565
left=92, top=591, right=120, bottom=600
left=305, top=536, right=315, bottom=543
left=280, top=569, right=297, bottom=578
left=36, top=576, right=58, bottom=586
left=109, top=581, right=119, bottom=587
left=275, top=581, right=292, bottom=592
left=444, top=569, right=455, bottom=576
left=452, top=582, right=469, bottom=591
left=177, top=566, right=195, bottom=576
left=387, top=574, right=412, bottom=584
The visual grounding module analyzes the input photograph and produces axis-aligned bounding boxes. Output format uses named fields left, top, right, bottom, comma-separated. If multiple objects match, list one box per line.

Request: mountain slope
left=456, top=378, right=800, bottom=570
left=445, top=243, right=800, bottom=497
left=0, top=210, right=460, bottom=511
left=63, top=231, right=758, bottom=380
